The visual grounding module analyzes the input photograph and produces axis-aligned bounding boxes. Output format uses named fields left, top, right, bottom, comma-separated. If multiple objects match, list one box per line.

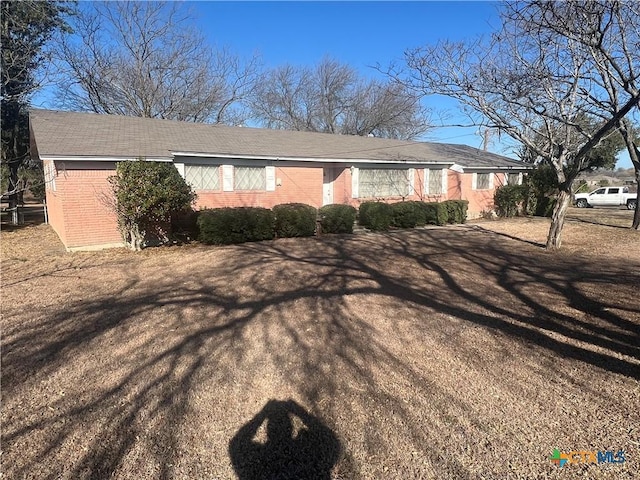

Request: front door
left=323, top=167, right=338, bottom=205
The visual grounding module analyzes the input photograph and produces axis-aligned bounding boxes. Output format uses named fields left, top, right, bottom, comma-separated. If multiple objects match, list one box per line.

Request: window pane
left=477, top=173, right=490, bottom=190
left=235, top=167, right=265, bottom=190
left=359, top=169, right=407, bottom=198
left=428, top=169, right=443, bottom=194
left=185, top=165, right=219, bottom=190
left=507, top=173, right=520, bottom=185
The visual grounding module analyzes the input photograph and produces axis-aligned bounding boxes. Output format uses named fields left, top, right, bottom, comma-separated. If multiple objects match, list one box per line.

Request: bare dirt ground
left=1, top=208, right=639, bottom=479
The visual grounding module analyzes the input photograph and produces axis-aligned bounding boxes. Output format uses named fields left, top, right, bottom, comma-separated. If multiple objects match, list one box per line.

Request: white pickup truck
left=574, top=186, right=637, bottom=210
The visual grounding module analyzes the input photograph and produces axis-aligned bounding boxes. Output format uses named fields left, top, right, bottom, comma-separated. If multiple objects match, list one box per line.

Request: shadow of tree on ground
left=1, top=226, right=638, bottom=479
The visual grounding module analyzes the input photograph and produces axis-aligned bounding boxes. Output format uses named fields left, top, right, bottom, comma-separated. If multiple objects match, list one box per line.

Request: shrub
left=171, top=208, right=200, bottom=242
left=442, top=200, right=468, bottom=224
left=318, top=204, right=357, bottom=234
left=198, top=207, right=275, bottom=245
left=109, top=160, right=196, bottom=250
left=273, top=203, right=317, bottom=238
left=358, top=201, right=393, bottom=231
left=420, top=202, right=449, bottom=226
left=390, top=201, right=424, bottom=228
left=494, top=184, right=527, bottom=218
left=534, top=197, right=556, bottom=217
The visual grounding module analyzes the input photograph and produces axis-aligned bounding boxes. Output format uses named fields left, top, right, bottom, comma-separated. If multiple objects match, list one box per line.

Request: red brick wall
left=194, top=166, right=324, bottom=209
left=44, top=160, right=509, bottom=249
left=50, top=161, right=123, bottom=249
left=43, top=160, right=67, bottom=246
left=452, top=171, right=505, bottom=218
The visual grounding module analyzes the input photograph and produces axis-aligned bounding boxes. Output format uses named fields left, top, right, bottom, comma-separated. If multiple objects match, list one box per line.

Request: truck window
left=592, top=188, right=606, bottom=195
left=623, top=187, right=629, bottom=193
left=608, top=188, right=619, bottom=194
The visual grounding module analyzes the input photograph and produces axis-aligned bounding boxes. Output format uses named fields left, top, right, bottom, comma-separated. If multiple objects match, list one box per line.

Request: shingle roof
left=29, top=109, right=528, bottom=169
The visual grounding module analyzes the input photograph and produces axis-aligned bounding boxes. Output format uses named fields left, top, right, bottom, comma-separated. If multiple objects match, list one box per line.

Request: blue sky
left=190, top=1, right=505, bottom=152
left=35, top=1, right=632, bottom=168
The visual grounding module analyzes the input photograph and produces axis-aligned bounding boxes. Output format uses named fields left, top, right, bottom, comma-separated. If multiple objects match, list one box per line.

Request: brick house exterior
left=30, top=109, right=530, bottom=251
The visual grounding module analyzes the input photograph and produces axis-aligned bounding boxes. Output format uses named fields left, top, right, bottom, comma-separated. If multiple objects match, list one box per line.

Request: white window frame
left=506, top=172, right=523, bottom=186
left=183, top=164, right=220, bottom=190
left=45, top=161, right=56, bottom=191
left=352, top=167, right=414, bottom=199
left=424, top=168, right=447, bottom=195
left=473, top=172, right=494, bottom=190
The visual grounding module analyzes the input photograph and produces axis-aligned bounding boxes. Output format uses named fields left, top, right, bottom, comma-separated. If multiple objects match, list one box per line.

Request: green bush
left=390, top=201, right=424, bottom=228
left=494, top=184, right=527, bottom=218
left=273, top=203, right=317, bottom=238
left=534, top=197, right=556, bottom=217
left=198, top=207, right=275, bottom=245
left=318, top=204, right=357, bottom=234
left=171, top=208, right=200, bottom=242
left=109, top=160, right=196, bottom=250
left=442, top=200, right=468, bottom=224
left=358, top=201, right=393, bottom=231
left=419, top=202, right=448, bottom=226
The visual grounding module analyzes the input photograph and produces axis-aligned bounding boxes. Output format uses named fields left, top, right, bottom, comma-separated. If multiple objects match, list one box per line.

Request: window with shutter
left=476, top=173, right=491, bottom=190
left=358, top=169, right=410, bottom=198
left=235, top=167, right=266, bottom=190
left=425, top=168, right=443, bottom=194
left=185, top=165, right=220, bottom=190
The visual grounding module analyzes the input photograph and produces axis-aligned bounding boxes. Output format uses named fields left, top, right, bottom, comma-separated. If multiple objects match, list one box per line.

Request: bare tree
left=250, top=57, right=429, bottom=140
left=521, top=0, right=640, bottom=229
left=1, top=0, right=72, bottom=223
left=394, top=1, right=639, bottom=248
left=56, top=1, right=260, bottom=124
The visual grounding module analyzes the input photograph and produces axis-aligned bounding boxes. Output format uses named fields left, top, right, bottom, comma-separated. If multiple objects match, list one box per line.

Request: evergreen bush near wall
left=494, top=185, right=527, bottom=217
left=420, top=202, right=449, bottom=226
left=273, top=203, right=317, bottom=238
left=442, top=200, right=468, bottom=224
left=534, top=197, right=556, bottom=217
left=109, top=160, right=196, bottom=250
left=390, top=201, right=424, bottom=228
left=171, top=208, right=200, bottom=242
left=318, top=204, right=357, bottom=234
left=359, top=201, right=393, bottom=231
left=198, top=207, right=275, bottom=245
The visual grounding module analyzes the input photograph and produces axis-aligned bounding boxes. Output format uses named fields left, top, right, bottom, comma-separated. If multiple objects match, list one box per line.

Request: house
left=29, top=109, right=531, bottom=251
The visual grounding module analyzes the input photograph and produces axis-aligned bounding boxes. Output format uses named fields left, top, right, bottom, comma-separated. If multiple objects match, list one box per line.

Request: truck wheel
left=627, top=199, right=637, bottom=210
left=576, top=199, right=589, bottom=208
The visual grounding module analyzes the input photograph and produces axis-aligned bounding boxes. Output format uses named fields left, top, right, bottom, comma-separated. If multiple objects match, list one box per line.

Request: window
left=185, top=165, right=219, bottom=190
left=506, top=173, right=521, bottom=185
left=235, top=166, right=265, bottom=190
left=592, top=188, right=606, bottom=195
left=475, top=173, right=492, bottom=190
left=608, top=188, right=619, bottom=194
left=425, top=168, right=444, bottom=195
left=44, top=161, right=56, bottom=191
left=358, top=169, right=411, bottom=198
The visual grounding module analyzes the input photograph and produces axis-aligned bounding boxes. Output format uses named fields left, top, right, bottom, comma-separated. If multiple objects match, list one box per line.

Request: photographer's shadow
left=229, top=399, right=341, bottom=479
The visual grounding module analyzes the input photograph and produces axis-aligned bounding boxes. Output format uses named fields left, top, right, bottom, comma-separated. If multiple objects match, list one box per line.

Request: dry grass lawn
left=1, top=208, right=639, bottom=479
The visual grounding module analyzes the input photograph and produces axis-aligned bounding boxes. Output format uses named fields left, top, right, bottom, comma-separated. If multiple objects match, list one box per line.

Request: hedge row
left=186, top=200, right=468, bottom=246
left=493, top=184, right=556, bottom=218
left=197, top=203, right=322, bottom=245
left=358, top=200, right=468, bottom=230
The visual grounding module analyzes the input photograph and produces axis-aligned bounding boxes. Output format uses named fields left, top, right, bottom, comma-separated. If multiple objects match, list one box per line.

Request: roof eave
left=171, top=150, right=455, bottom=166
left=39, top=155, right=174, bottom=162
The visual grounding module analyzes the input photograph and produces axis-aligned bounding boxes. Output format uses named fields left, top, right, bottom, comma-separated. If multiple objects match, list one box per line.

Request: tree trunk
left=617, top=120, right=640, bottom=230
left=633, top=166, right=640, bottom=229
left=546, top=188, right=572, bottom=250
left=8, top=117, right=21, bottom=225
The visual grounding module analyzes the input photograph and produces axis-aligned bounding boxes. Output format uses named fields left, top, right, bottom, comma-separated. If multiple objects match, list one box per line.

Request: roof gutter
left=171, top=150, right=454, bottom=167
left=39, top=155, right=174, bottom=162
